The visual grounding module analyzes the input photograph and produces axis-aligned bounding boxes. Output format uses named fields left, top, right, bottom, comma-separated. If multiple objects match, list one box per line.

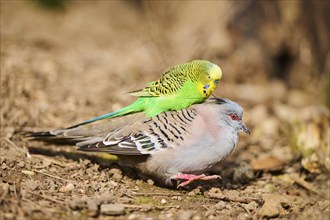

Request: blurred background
left=1, top=1, right=329, bottom=218
left=2, top=0, right=329, bottom=161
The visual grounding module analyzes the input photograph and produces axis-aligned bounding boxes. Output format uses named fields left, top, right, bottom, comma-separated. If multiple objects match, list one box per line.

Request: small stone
left=82, top=159, right=91, bottom=166
left=3, top=213, right=15, bottom=219
left=86, top=199, right=98, bottom=217
left=100, top=204, right=125, bottom=216
left=188, top=187, right=201, bottom=196
left=208, top=187, right=221, bottom=194
left=21, top=170, right=35, bottom=176
left=245, top=201, right=259, bottom=212
left=165, top=212, right=173, bottom=218
left=59, top=183, right=75, bottom=192
left=177, top=210, right=193, bottom=220
left=17, top=161, right=25, bottom=168
left=171, top=196, right=182, bottom=201
left=192, top=215, right=202, bottom=220
left=128, top=213, right=138, bottom=220
left=109, top=168, right=122, bottom=180
left=87, top=199, right=98, bottom=211
left=215, top=201, right=226, bottom=210
left=1, top=163, right=7, bottom=170
left=147, top=179, right=154, bottom=185
left=161, top=199, right=167, bottom=204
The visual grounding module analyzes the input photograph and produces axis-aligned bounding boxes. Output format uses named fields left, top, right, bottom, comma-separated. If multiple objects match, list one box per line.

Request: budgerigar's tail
left=66, top=99, right=144, bottom=129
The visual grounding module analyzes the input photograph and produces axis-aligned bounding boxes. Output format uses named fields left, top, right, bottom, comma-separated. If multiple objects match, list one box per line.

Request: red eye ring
left=229, top=113, right=240, bottom=121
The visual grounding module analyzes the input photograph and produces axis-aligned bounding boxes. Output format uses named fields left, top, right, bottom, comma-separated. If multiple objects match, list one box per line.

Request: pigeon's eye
left=229, top=113, right=240, bottom=121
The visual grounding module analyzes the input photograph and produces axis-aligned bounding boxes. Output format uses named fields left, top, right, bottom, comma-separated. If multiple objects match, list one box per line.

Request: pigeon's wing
left=24, top=113, right=146, bottom=146
left=25, top=107, right=199, bottom=156
left=78, top=108, right=198, bottom=155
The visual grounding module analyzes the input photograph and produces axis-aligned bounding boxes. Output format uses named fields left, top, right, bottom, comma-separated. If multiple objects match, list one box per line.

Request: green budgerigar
left=69, top=60, right=222, bottom=128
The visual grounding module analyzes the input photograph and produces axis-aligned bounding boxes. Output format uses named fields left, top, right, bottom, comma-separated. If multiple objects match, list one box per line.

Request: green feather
left=68, top=60, right=222, bottom=128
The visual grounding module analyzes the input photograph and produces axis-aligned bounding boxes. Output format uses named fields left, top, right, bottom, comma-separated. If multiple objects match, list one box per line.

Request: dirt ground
left=1, top=1, right=329, bottom=219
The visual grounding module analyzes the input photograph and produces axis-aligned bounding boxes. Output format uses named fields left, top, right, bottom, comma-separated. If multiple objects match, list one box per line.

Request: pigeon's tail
left=21, top=131, right=54, bottom=139
left=66, top=99, right=144, bottom=129
left=19, top=130, right=83, bottom=145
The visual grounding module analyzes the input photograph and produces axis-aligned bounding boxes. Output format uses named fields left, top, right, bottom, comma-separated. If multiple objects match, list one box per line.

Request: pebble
left=161, top=199, right=167, bottom=204
left=171, top=196, right=182, bottom=201
left=86, top=199, right=98, bottom=217
left=59, top=183, right=75, bottom=192
left=1, top=163, right=7, bottom=170
left=147, top=179, right=154, bottom=185
left=215, top=201, right=226, bottom=210
left=177, top=210, right=193, bottom=220
left=100, top=204, right=125, bottom=216
left=17, top=161, right=25, bottom=168
left=192, top=215, right=202, bottom=220
left=21, top=170, right=35, bottom=176
left=109, top=168, right=123, bottom=180
left=128, top=213, right=138, bottom=220
left=188, top=187, right=201, bottom=196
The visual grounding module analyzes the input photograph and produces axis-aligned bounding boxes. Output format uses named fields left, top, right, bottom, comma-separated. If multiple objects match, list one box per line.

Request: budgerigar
left=26, top=98, right=250, bottom=187
left=69, top=60, right=222, bottom=128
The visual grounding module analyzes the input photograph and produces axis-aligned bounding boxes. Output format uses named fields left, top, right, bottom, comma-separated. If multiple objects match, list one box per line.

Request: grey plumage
left=26, top=98, right=250, bottom=187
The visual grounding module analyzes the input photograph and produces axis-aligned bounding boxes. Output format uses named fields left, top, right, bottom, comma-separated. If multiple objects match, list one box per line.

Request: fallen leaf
left=258, top=194, right=291, bottom=218
left=250, top=155, right=284, bottom=171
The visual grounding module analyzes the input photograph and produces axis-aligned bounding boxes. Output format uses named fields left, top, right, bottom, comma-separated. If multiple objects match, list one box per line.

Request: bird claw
left=172, top=173, right=221, bottom=188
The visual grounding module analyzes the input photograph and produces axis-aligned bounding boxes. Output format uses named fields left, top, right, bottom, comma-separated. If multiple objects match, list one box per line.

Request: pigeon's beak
left=240, top=123, right=250, bottom=135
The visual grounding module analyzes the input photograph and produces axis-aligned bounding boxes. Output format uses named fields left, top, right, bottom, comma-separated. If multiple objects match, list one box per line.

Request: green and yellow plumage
left=69, top=60, right=222, bottom=128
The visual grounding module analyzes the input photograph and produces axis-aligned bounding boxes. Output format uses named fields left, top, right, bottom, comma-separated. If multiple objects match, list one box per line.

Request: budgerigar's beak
left=240, top=123, right=250, bottom=135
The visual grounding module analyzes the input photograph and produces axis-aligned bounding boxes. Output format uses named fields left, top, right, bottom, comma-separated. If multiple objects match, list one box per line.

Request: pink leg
left=173, top=173, right=221, bottom=188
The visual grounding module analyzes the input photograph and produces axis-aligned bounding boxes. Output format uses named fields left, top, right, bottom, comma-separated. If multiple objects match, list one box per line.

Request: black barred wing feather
left=78, top=108, right=198, bottom=155
left=128, top=65, right=188, bottom=97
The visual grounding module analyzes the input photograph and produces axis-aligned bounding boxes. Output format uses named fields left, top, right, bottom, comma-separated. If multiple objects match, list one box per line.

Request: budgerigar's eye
left=228, top=113, right=240, bottom=121
left=214, top=79, right=219, bottom=84
left=207, top=76, right=211, bottom=80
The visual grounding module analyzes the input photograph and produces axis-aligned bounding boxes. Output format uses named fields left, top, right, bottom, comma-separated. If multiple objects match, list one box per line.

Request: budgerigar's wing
left=128, top=65, right=189, bottom=97
left=78, top=108, right=198, bottom=155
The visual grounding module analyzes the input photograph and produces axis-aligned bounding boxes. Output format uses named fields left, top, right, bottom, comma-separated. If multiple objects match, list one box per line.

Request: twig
left=291, top=175, right=322, bottom=197
left=122, top=192, right=135, bottom=199
left=206, top=192, right=263, bottom=204
left=29, top=191, right=66, bottom=205
left=31, top=154, right=69, bottom=167
left=120, top=204, right=144, bottom=209
left=120, top=204, right=180, bottom=210
left=132, top=192, right=183, bottom=197
left=237, top=203, right=251, bottom=217
left=4, top=138, right=30, bottom=157
left=33, top=169, right=69, bottom=182
left=202, top=205, right=209, bottom=210
left=13, top=181, right=18, bottom=201
left=155, top=205, right=180, bottom=210
left=4, top=138, right=25, bottom=152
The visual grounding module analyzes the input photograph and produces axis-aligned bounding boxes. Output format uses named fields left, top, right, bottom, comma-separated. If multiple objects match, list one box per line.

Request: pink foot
left=172, top=173, right=221, bottom=188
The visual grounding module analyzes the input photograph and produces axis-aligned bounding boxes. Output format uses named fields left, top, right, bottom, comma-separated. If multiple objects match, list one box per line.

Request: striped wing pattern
left=128, top=66, right=188, bottom=97
left=79, top=108, right=198, bottom=155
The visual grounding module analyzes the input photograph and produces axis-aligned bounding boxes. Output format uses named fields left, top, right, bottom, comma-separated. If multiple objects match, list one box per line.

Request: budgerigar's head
left=190, top=60, right=222, bottom=98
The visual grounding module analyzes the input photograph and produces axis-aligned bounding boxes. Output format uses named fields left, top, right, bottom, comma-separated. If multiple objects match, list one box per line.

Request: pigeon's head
left=212, top=98, right=250, bottom=135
